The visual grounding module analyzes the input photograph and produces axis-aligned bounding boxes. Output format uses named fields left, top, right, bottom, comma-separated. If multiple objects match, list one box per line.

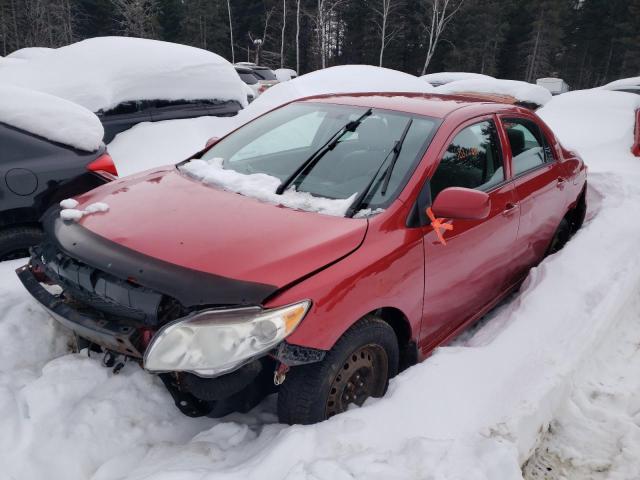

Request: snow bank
left=110, top=65, right=434, bottom=175
left=181, top=158, right=355, bottom=217
left=421, top=71, right=494, bottom=85
left=6, top=47, right=54, bottom=60
left=435, top=78, right=552, bottom=106
left=0, top=37, right=247, bottom=113
left=0, top=85, right=104, bottom=151
left=538, top=89, right=640, bottom=153
left=275, top=68, right=297, bottom=81
left=601, top=76, right=640, bottom=90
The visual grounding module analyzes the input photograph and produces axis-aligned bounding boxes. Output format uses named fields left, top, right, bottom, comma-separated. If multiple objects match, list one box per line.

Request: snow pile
left=109, top=65, right=434, bottom=175
left=601, top=76, right=640, bottom=90
left=275, top=68, right=298, bottom=82
left=0, top=37, right=247, bottom=113
left=435, top=78, right=552, bottom=106
left=6, top=47, right=54, bottom=60
left=0, top=85, right=104, bottom=151
left=421, top=71, right=494, bottom=85
left=59, top=198, right=109, bottom=221
left=181, top=157, right=356, bottom=217
left=538, top=89, right=640, bottom=153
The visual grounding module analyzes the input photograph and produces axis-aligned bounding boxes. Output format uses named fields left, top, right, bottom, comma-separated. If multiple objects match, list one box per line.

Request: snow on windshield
left=421, top=71, right=494, bottom=85
left=434, top=78, right=552, bottom=106
left=0, top=37, right=247, bottom=113
left=0, top=85, right=104, bottom=151
left=109, top=65, right=435, bottom=175
left=182, top=158, right=356, bottom=217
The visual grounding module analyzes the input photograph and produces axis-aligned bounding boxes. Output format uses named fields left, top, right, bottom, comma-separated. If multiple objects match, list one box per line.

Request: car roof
left=298, top=92, right=526, bottom=119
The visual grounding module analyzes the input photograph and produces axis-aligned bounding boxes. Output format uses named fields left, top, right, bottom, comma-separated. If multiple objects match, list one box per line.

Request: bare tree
left=421, top=0, right=465, bottom=75
left=311, top=0, right=346, bottom=69
left=227, top=0, right=234, bottom=63
left=371, top=0, right=402, bottom=67
left=111, top=0, right=159, bottom=39
left=280, top=0, right=286, bottom=68
left=249, top=6, right=274, bottom=65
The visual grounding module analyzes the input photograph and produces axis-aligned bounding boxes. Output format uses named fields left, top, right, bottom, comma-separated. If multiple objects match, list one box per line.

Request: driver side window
left=430, top=120, right=504, bottom=200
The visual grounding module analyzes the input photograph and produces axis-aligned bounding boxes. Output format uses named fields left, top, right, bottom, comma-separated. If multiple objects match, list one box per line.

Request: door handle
left=502, top=202, right=519, bottom=216
left=557, top=177, right=567, bottom=189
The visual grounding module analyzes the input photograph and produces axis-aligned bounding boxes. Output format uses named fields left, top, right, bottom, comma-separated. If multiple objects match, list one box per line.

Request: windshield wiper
left=275, top=108, right=372, bottom=195
left=345, top=118, right=413, bottom=217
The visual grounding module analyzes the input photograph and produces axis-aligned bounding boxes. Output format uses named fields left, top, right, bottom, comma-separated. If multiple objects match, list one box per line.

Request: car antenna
left=275, top=108, right=373, bottom=195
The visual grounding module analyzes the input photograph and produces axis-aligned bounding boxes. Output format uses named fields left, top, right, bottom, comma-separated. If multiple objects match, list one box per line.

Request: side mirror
left=431, top=187, right=491, bottom=220
left=205, top=136, right=221, bottom=148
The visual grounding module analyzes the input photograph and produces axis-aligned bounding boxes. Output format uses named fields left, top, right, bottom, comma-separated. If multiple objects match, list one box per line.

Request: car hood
left=49, top=167, right=367, bottom=307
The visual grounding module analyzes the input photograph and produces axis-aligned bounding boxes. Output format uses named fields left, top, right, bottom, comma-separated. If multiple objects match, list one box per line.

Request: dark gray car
left=0, top=122, right=113, bottom=260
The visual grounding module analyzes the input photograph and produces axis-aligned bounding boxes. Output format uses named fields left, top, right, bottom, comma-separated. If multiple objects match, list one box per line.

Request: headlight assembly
left=143, top=300, right=310, bottom=377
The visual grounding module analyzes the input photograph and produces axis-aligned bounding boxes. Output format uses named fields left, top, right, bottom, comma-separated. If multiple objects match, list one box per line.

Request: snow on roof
left=421, top=71, right=494, bottom=85
left=601, top=76, right=640, bottom=90
left=0, top=85, right=104, bottom=151
left=275, top=68, right=297, bottom=81
left=434, top=78, right=552, bottom=107
left=6, top=47, right=54, bottom=60
left=0, top=37, right=247, bottom=113
left=538, top=89, right=640, bottom=154
left=238, top=65, right=434, bottom=121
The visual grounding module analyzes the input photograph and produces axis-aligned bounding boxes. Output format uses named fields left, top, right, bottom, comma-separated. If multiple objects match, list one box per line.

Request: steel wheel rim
left=325, top=344, right=388, bottom=418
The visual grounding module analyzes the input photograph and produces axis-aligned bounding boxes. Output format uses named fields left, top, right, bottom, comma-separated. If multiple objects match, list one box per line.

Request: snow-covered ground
left=1, top=79, right=640, bottom=479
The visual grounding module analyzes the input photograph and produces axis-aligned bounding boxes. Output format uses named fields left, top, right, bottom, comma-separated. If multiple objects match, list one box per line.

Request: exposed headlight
left=143, top=300, right=311, bottom=377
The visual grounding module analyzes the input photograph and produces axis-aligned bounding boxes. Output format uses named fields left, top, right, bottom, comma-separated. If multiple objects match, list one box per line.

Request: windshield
left=180, top=102, right=440, bottom=217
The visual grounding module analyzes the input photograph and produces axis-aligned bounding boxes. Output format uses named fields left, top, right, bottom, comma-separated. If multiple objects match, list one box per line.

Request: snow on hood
left=434, top=78, right=552, bottom=106
left=109, top=65, right=435, bottom=175
left=601, top=76, right=640, bottom=90
left=0, top=37, right=247, bottom=113
left=6, top=47, right=54, bottom=60
left=0, top=85, right=104, bottom=151
left=421, top=71, right=494, bottom=85
left=538, top=89, right=640, bottom=154
left=182, top=158, right=356, bottom=217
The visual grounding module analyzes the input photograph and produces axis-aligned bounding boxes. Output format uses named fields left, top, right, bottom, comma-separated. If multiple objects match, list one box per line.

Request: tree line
left=0, top=0, right=638, bottom=89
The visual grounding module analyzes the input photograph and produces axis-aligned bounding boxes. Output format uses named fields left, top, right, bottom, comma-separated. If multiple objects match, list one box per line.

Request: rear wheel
left=0, top=226, right=42, bottom=261
left=547, top=217, right=572, bottom=255
left=277, top=316, right=399, bottom=425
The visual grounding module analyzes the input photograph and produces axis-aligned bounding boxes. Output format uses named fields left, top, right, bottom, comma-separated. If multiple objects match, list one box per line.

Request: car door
left=420, top=116, right=520, bottom=349
left=498, top=115, right=567, bottom=276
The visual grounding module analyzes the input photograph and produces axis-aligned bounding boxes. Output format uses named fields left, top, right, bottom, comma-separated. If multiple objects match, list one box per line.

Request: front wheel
left=277, top=316, right=399, bottom=425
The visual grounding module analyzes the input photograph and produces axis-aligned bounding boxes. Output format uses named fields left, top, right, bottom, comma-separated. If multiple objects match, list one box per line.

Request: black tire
left=0, top=226, right=43, bottom=261
left=546, top=217, right=571, bottom=255
left=278, top=316, right=399, bottom=425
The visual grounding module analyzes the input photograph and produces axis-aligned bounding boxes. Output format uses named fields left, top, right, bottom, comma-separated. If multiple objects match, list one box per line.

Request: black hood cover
left=40, top=208, right=279, bottom=310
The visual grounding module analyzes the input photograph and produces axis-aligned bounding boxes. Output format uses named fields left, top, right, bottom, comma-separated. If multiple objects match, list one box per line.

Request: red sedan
left=18, top=93, right=587, bottom=424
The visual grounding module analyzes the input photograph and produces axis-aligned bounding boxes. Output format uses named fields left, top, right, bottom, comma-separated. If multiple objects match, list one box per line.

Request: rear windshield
left=181, top=102, right=440, bottom=216
left=239, top=72, right=258, bottom=85
left=253, top=69, right=277, bottom=81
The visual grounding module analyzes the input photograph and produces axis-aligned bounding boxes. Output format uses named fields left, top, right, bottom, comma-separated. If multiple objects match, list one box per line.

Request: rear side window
left=503, top=118, right=554, bottom=176
left=430, top=120, right=504, bottom=200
